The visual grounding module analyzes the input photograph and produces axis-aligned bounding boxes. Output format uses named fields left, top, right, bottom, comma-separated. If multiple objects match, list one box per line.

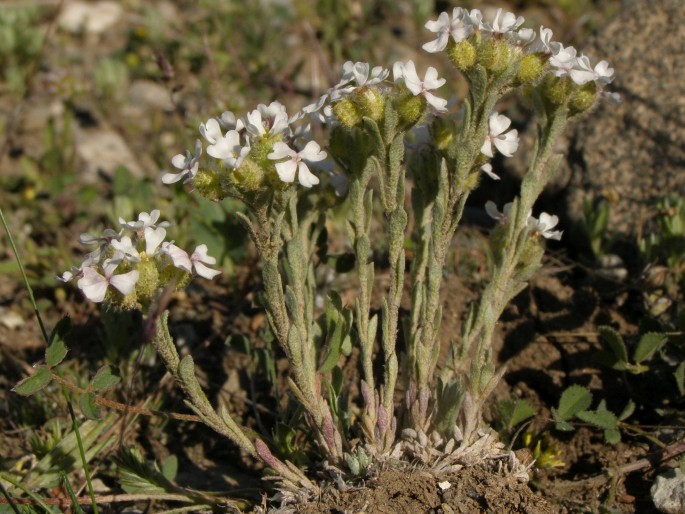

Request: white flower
left=482, top=8, right=524, bottom=36
left=528, top=26, right=560, bottom=54
left=206, top=129, right=250, bottom=169
left=593, top=60, right=614, bottom=87
left=485, top=201, right=514, bottom=223
left=78, top=228, right=120, bottom=246
left=144, top=226, right=166, bottom=255
left=463, top=8, right=484, bottom=30
left=527, top=212, right=563, bottom=240
left=267, top=141, right=326, bottom=188
left=110, top=235, right=140, bottom=262
left=163, top=242, right=220, bottom=279
left=507, top=27, right=536, bottom=48
left=189, top=244, right=221, bottom=279
left=393, top=60, right=448, bottom=112
left=163, top=139, right=202, bottom=184
left=481, top=112, right=519, bottom=158
left=338, top=61, right=389, bottom=90
left=245, top=101, right=290, bottom=138
left=218, top=111, right=245, bottom=132
left=199, top=118, right=223, bottom=145
left=57, top=266, right=83, bottom=282
left=119, top=210, right=170, bottom=232
left=422, top=9, right=474, bottom=53
left=570, top=55, right=615, bottom=86
left=77, top=260, right=139, bottom=303
left=549, top=45, right=578, bottom=78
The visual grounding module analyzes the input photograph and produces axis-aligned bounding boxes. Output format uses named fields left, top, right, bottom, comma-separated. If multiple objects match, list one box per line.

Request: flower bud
left=515, top=54, right=546, bottom=85
left=193, top=169, right=225, bottom=202
left=568, top=81, right=598, bottom=116
left=353, top=87, right=385, bottom=122
left=394, top=90, right=426, bottom=128
left=225, top=158, right=267, bottom=193
left=135, top=257, right=159, bottom=305
left=448, top=40, right=477, bottom=71
left=159, top=265, right=190, bottom=291
left=431, top=118, right=454, bottom=150
left=332, top=98, right=363, bottom=128
left=541, top=75, right=573, bottom=106
left=478, top=38, right=510, bottom=73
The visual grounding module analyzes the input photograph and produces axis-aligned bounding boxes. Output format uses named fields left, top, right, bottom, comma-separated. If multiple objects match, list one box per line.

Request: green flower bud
left=394, top=89, right=426, bottom=128
left=332, top=98, right=363, bottom=128
left=194, top=168, right=225, bottom=202
left=353, top=87, right=385, bottom=121
left=541, top=74, right=573, bottom=106
left=464, top=169, right=481, bottom=191
left=516, top=54, right=546, bottom=85
left=225, top=158, right=267, bottom=193
left=432, top=118, right=454, bottom=150
left=159, top=265, right=190, bottom=291
left=448, top=40, right=477, bottom=71
left=568, top=81, right=598, bottom=116
left=135, top=257, right=159, bottom=305
left=478, top=38, right=510, bottom=73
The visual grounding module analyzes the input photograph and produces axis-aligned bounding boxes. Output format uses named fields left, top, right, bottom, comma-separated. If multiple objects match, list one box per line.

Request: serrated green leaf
left=598, top=326, right=628, bottom=363
left=576, top=409, right=619, bottom=430
left=13, top=366, right=52, bottom=396
left=556, top=385, right=593, bottom=420
left=551, top=408, right=575, bottom=432
left=633, top=332, right=668, bottom=364
left=604, top=428, right=621, bottom=444
left=79, top=392, right=101, bottom=419
left=90, top=364, right=121, bottom=392
left=161, top=455, right=178, bottom=482
left=46, top=316, right=70, bottom=368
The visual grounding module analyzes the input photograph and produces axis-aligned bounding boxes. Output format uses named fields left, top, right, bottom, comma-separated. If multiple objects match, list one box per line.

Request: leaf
left=576, top=408, right=618, bottom=430
left=46, top=316, right=70, bottom=368
left=618, top=400, right=635, bottom=421
left=225, top=334, right=250, bottom=354
left=161, top=455, right=178, bottom=482
left=509, top=399, right=536, bottom=428
left=556, top=385, right=593, bottom=420
left=551, top=410, right=575, bottom=432
left=116, top=447, right=176, bottom=495
left=604, top=428, right=621, bottom=445
left=318, top=293, right=352, bottom=373
left=13, top=366, right=52, bottom=396
left=90, top=365, right=121, bottom=392
left=79, top=392, right=101, bottom=419
left=598, top=326, right=628, bottom=363
left=633, top=332, right=668, bottom=364
left=675, top=362, right=685, bottom=396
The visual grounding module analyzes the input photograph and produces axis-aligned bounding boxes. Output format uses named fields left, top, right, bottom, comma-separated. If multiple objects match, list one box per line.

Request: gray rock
left=651, top=468, right=685, bottom=514
left=74, top=128, right=143, bottom=181
left=510, top=0, right=685, bottom=237
left=58, top=1, right=123, bottom=35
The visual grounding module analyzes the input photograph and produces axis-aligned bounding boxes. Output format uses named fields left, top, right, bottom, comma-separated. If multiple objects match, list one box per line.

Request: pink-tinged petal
left=163, top=242, right=192, bottom=271
left=78, top=267, right=109, bottom=303
left=109, top=270, right=140, bottom=296
left=297, top=161, right=320, bottom=188
left=144, top=227, right=166, bottom=255
left=193, top=261, right=221, bottom=280
left=275, top=160, right=298, bottom=183
left=191, top=244, right=216, bottom=265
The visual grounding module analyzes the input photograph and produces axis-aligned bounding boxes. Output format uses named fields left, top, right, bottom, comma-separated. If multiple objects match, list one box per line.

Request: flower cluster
left=58, top=210, right=220, bottom=307
left=486, top=201, right=563, bottom=240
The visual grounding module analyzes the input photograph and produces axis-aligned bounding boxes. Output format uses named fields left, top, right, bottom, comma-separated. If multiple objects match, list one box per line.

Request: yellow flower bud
left=225, top=158, right=267, bottom=193
left=541, top=74, right=573, bottom=106
left=135, top=257, right=159, bottom=304
left=332, top=98, right=363, bottom=128
left=194, top=168, right=225, bottom=202
left=478, top=38, right=510, bottom=73
left=394, top=89, right=426, bottom=128
left=568, top=81, right=598, bottom=116
left=353, top=87, right=385, bottom=122
left=516, top=54, right=546, bottom=85
left=448, top=40, right=477, bottom=71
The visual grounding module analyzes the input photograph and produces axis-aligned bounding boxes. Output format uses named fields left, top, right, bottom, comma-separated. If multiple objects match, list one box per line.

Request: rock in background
left=509, top=0, right=685, bottom=243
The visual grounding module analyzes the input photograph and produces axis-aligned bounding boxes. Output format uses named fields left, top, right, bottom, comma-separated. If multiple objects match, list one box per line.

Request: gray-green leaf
left=90, top=365, right=121, bottom=392
left=13, top=366, right=52, bottom=396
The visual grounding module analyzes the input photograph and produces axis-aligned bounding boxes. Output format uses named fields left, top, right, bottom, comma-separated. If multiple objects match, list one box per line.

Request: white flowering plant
left=54, top=6, right=617, bottom=495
